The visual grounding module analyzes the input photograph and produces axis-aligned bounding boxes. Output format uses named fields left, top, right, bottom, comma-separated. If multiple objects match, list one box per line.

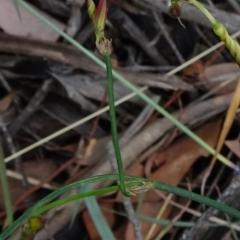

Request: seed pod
left=213, top=22, right=240, bottom=65
left=21, top=216, right=44, bottom=240
left=168, top=1, right=182, bottom=18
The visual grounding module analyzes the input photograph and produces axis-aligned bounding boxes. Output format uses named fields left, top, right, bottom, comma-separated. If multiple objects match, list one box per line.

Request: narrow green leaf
left=2, top=175, right=240, bottom=239
left=0, top=137, right=13, bottom=226
left=70, top=188, right=83, bottom=227
left=84, top=185, right=116, bottom=240
left=0, top=175, right=143, bottom=239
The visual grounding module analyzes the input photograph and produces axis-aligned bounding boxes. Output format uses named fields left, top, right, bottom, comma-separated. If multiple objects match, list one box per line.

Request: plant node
left=126, top=181, right=153, bottom=196
left=97, top=38, right=112, bottom=55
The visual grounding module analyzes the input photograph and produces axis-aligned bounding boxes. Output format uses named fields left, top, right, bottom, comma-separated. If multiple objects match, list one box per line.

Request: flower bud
left=85, top=0, right=108, bottom=45
left=96, top=0, right=108, bottom=32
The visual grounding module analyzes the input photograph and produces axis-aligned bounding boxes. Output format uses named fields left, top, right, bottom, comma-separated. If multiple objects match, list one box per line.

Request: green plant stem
left=0, top=138, right=13, bottom=226
left=104, top=54, right=130, bottom=197
left=34, top=185, right=119, bottom=216
left=188, top=0, right=240, bottom=65
left=34, top=181, right=140, bottom=216
left=186, top=0, right=217, bottom=25
left=153, top=181, right=240, bottom=220
left=2, top=174, right=240, bottom=239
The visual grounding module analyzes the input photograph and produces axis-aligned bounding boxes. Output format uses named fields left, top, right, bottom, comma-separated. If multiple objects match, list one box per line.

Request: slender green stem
left=34, top=181, right=141, bottom=216
left=0, top=138, right=13, bottom=226
left=186, top=0, right=217, bottom=25
left=104, top=54, right=130, bottom=197
left=153, top=181, right=240, bottom=220
left=35, top=185, right=120, bottom=216
left=187, top=0, right=240, bottom=65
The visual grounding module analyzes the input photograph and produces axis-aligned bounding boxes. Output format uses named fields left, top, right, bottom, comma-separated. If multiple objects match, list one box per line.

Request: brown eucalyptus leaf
left=225, top=140, right=240, bottom=158
left=0, top=159, right=57, bottom=210
left=0, top=0, right=65, bottom=41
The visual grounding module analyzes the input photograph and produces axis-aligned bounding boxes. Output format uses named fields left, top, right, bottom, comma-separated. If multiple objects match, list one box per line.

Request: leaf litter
left=0, top=1, right=240, bottom=240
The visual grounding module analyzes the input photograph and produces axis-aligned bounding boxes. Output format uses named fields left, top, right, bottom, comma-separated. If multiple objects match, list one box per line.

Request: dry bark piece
left=51, top=73, right=147, bottom=107
left=125, top=201, right=173, bottom=239
left=35, top=0, right=70, bottom=17
left=22, top=89, right=107, bottom=138
left=0, top=33, right=193, bottom=91
left=109, top=7, right=167, bottom=65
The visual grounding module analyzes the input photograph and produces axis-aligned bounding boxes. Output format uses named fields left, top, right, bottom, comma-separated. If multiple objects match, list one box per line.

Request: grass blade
left=85, top=185, right=116, bottom=240
left=0, top=137, right=13, bottom=226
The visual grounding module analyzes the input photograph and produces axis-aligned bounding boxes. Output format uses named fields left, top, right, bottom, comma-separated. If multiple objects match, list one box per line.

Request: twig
left=108, top=142, right=143, bottom=240
left=152, top=10, right=185, bottom=64
left=0, top=116, right=28, bottom=189
left=65, top=4, right=81, bottom=38
left=145, top=193, right=174, bottom=240
left=8, top=79, right=53, bottom=136
left=180, top=173, right=240, bottom=240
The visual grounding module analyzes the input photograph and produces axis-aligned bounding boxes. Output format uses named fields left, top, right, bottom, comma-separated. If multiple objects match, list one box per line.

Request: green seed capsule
left=168, top=1, right=182, bottom=18
left=21, top=217, right=44, bottom=240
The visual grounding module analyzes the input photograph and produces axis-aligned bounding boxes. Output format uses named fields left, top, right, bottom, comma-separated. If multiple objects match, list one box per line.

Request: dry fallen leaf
left=0, top=0, right=65, bottom=41
left=0, top=159, right=57, bottom=209
left=123, top=120, right=221, bottom=238
left=225, top=139, right=240, bottom=158
left=146, top=119, right=221, bottom=201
